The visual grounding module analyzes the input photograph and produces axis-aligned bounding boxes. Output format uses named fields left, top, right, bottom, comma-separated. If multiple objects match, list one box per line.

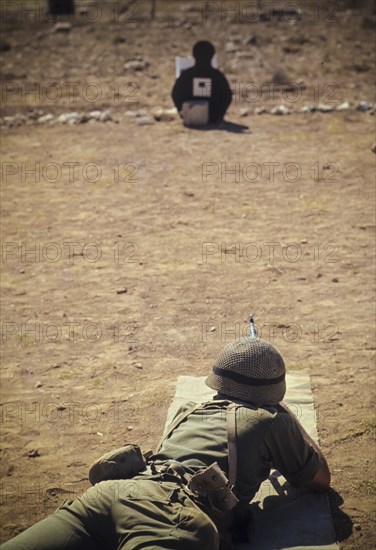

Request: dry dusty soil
left=0, top=0, right=375, bottom=548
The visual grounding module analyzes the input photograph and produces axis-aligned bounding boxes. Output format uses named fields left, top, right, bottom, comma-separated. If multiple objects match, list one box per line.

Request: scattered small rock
left=99, top=111, right=112, bottom=122
left=210, top=326, right=216, bottom=332
left=336, top=101, right=350, bottom=111
left=57, top=404, right=67, bottom=411
left=354, top=524, right=362, bottom=531
left=271, top=104, right=290, bottom=115
left=124, top=59, right=149, bottom=71
left=52, top=364, right=61, bottom=368
left=152, top=107, right=178, bottom=122
left=57, top=112, right=81, bottom=124
left=116, top=288, right=128, bottom=294
left=332, top=277, right=339, bottom=283
left=317, top=104, right=334, bottom=113
left=240, top=107, right=250, bottom=117
left=301, top=104, right=319, bottom=112
left=255, top=107, right=268, bottom=115
left=38, top=114, right=55, bottom=124
left=357, top=101, right=371, bottom=111
left=135, top=109, right=149, bottom=117
left=137, top=116, right=154, bottom=126
left=28, top=449, right=40, bottom=458
left=88, top=110, right=102, bottom=120
left=7, top=466, right=14, bottom=476
left=225, top=42, right=238, bottom=53
left=35, top=381, right=43, bottom=388
left=88, top=110, right=112, bottom=122
left=127, top=426, right=134, bottom=431
left=53, top=22, right=72, bottom=33
left=244, top=35, right=257, bottom=45
left=134, top=363, right=143, bottom=369
left=371, top=143, right=376, bottom=153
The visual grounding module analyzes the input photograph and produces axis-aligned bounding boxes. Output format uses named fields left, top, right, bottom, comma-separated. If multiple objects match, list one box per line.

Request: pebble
left=57, top=112, right=81, bottom=124
left=225, top=42, right=238, bottom=53
left=137, top=116, right=154, bottom=126
left=134, top=363, right=143, bottom=369
left=99, top=111, right=112, bottom=122
left=28, top=449, right=40, bottom=458
left=37, top=113, right=55, bottom=124
left=88, top=110, right=102, bottom=120
left=244, top=35, right=257, bottom=45
left=336, top=101, right=350, bottom=111
left=354, top=524, right=362, bottom=531
left=255, top=107, right=268, bottom=115
left=135, top=109, right=149, bottom=117
left=240, top=107, right=250, bottom=117
left=152, top=107, right=178, bottom=122
left=372, top=143, right=376, bottom=153
left=35, top=381, right=43, bottom=388
left=124, top=59, right=149, bottom=71
left=271, top=104, right=290, bottom=115
left=57, top=404, right=67, bottom=411
left=332, top=278, right=339, bottom=283
left=53, top=22, right=72, bottom=33
left=317, top=104, right=334, bottom=113
left=357, top=101, right=371, bottom=111
left=116, top=288, right=128, bottom=294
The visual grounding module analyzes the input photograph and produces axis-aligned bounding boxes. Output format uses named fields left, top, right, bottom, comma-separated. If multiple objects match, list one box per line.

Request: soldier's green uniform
left=1, top=337, right=323, bottom=549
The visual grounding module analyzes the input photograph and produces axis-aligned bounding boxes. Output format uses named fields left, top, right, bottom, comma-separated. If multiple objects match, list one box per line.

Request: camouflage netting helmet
left=205, top=337, right=286, bottom=405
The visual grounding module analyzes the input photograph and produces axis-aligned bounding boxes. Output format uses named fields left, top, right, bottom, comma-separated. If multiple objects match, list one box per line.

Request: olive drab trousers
left=0, top=478, right=220, bottom=550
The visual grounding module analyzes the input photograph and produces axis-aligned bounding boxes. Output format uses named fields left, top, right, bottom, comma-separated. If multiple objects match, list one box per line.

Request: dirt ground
left=0, top=0, right=375, bottom=548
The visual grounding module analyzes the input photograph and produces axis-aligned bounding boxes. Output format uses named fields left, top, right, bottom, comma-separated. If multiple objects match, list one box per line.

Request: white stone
left=317, top=104, right=334, bottom=113
left=271, top=104, right=290, bottom=115
left=301, top=104, right=316, bottom=112
left=99, top=111, right=112, bottom=122
left=53, top=22, right=72, bottom=33
left=124, top=59, right=149, bottom=71
left=38, top=114, right=55, bottom=124
left=336, top=101, right=350, bottom=111
left=57, top=112, right=81, bottom=124
left=137, top=116, right=154, bottom=126
left=89, top=110, right=102, bottom=120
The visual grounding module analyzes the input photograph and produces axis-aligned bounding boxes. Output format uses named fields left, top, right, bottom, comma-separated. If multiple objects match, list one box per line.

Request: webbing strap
left=226, top=403, right=238, bottom=488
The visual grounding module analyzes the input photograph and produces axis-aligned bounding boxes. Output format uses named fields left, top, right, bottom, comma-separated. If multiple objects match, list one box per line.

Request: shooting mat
left=165, top=373, right=338, bottom=550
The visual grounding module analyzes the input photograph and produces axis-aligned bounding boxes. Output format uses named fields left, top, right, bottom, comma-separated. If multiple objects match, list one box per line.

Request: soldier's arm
left=278, top=402, right=330, bottom=492
left=264, top=410, right=330, bottom=492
